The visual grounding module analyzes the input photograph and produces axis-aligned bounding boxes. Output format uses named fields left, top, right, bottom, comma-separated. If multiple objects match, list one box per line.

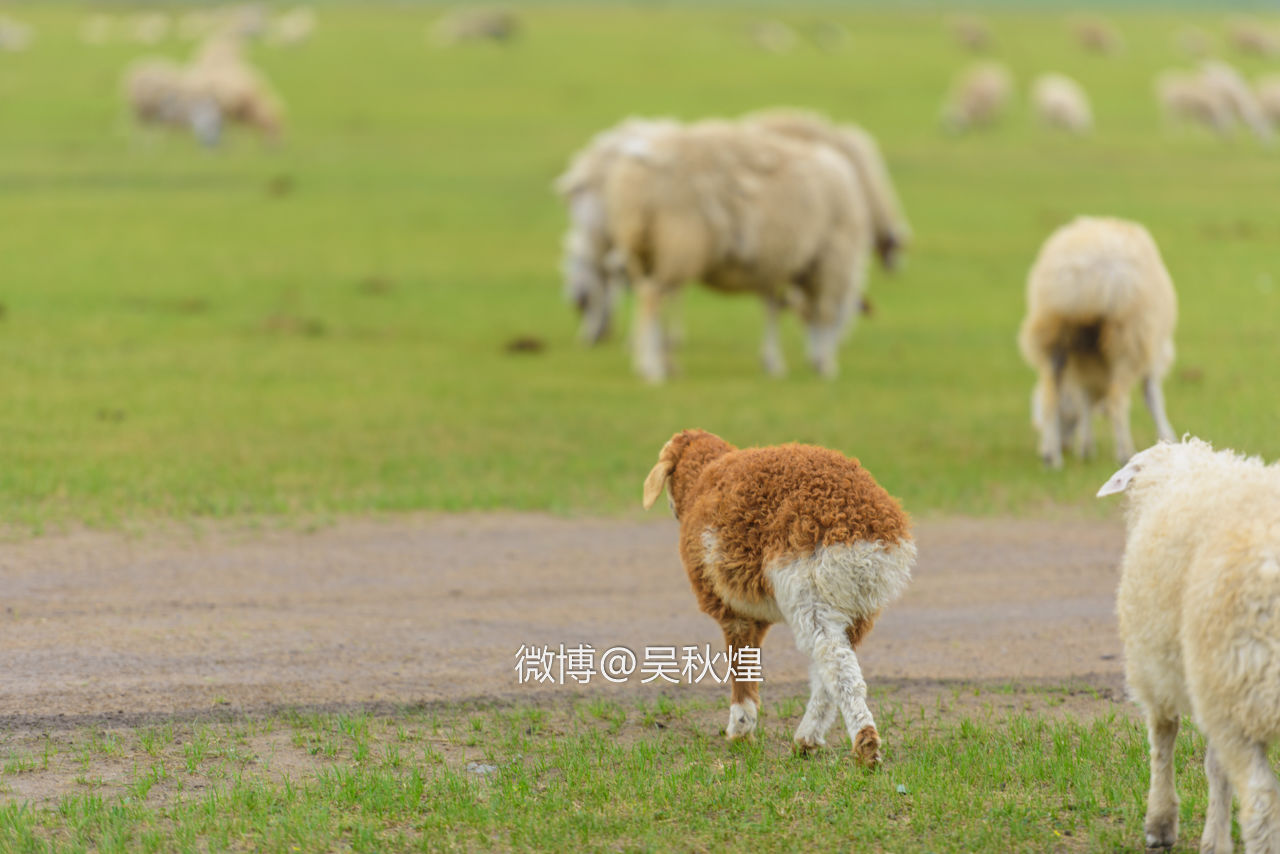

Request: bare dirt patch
left=0, top=513, right=1127, bottom=730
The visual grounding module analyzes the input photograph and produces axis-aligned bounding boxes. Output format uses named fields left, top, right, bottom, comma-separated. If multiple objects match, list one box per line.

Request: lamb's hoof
left=1144, top=814, right=1177, bottom=849
left=852, top=725, right=882, bottom=768
left=725, top=701, right=757, bottom=742
left=792, top=735, right=824, bottom=756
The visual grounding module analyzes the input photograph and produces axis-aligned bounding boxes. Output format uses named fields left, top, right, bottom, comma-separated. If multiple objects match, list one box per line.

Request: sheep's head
left=642, top=429, right=735, bottom=517
left=1097, top=439, right=1206, bottom=497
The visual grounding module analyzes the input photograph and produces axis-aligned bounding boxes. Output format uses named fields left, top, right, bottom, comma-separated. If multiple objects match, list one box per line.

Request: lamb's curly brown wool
left=643, top=429, right=915, bottom=765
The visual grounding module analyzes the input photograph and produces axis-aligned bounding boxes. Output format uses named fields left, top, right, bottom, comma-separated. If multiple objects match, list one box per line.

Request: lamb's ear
left=1097, top=458, right=1141, bottom=497
left=642, top=459, right=674, bottom=510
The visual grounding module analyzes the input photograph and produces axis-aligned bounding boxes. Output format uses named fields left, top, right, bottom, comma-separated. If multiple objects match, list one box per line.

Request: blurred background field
left=0, top=3, right=1277, bottom=530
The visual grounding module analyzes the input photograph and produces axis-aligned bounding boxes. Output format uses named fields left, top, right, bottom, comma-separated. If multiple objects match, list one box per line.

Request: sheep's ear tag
left=1097, top=462, right=1139, bottom=497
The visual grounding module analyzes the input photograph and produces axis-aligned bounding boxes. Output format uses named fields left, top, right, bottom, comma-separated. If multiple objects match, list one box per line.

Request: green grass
left=0, top=4, right=1277, bottom=529
left=0, top=686, right=1262, bottom=852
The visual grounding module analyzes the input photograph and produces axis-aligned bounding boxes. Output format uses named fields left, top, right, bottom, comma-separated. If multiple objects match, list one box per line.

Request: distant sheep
left=643, top=429, right=915, bottom=764
left=1174, top=27, right=1213, bottom=59
left=80, top=14, right=115, bottom=46
left=123, top=58, right=224, bottom=147
left=941, top=62, right=1013, bottom=132
left=1202, top=60, right=1274, bottom=144
left=1098, top=438, right=1280, bottom=852
left=603, top=120, right=873, bottom=381
left=748, top=19, right=796, bottom=54
left=266, top=7, right=317, bottom=47
left=1018, top=217, right=1177, bottom=468
left=131, top=12, right=172, bottom=46
left=0, top=15, right=32, bottom=52
left=745, top=109, right=913, bottom=271
left=554, top=118, right=679, bottom=344
left=948, top=15, right=992, bottom=52
left=1257, top=74, right=1280, bottom=126
left=432, top=7, right=519, bottom=46
left=1157, top=69, right=1235, bottom=136
left=1227, top=17, right=1280, bottom=57
left=187, top=36, right=284, bottom=142
left=1073, top=18, right=1124, bottom=55
left=1031, top=73, right=1093, bottom=134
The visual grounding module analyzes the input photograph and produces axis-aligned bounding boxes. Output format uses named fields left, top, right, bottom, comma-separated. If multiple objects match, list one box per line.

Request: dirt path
left=0, top=514, right=1128, bottom=726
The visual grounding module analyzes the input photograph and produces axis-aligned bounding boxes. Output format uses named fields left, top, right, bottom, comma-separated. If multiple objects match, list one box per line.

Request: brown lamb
left=643, top=429, right=915, bottom=766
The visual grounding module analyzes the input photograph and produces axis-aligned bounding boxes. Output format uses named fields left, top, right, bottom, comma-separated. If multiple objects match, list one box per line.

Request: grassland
left=0, top=4, right=1276, bottom=530
left=1, top=684, right=1249, bottom=853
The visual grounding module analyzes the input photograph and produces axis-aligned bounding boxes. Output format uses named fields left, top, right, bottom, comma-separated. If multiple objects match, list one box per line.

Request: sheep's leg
left=1038, top=364, right=1065, bottom=469
left=1143, top=714, right=1180, bottom=849
left=760, top=297, right=787, bottom=377
left=792, top=661, right=838, bottom=754
left=1200, top=743, right=1234, bottom=854
left=631, top=279, right=668, bottom=383
left=1217, top=738, right=1280, bottom=854
left=805, top=323, right=841, bottom=379
left=721, top=618, right=769, bottom=741
left=1074, top=405, right=1095, bottom=460
left=1107, top=383, right=1136, bottom=464
left=775, top=583, right=880, bottom=767
left=1142, top=376, right=1177, bottom=444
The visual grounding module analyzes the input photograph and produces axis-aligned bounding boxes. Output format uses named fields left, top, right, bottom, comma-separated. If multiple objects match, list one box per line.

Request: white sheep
left=0, top=15, right=32, bottom=52
left=603, top=120, right=873, bottom=382
left=122, top=58, right=224, bottom=147
left=1031, top=73, right=1093, bottom=134
left=554, top=118, right=681, bottom=345
left=748, top=19, right=797, bottom=54
left=1257, top=75, right=1280, bottom=127
left=1018, top=217, right=1177, bottom=468
left=432, top=8, right=519, bottom=46
left=643, top=429, right=915, bottom=764
left=186, top=35, right=284, bottom=142
left=1202, top=60, right=1274, bottom=144
left=266, top=7, right=317, bottom=47
left=1098, top=438, right=1280, bottom=852
left=80, top=14, right=115, bottom=46
left=941, top=62, right=1013, bottom=132
left=1157, top=70, right=1236, bottom=136
left=745, top=109, right=913, bottom=271
left=1073, top=18, right=1124, bottom=55
left=948, top=15, right=992, bottom=52
left=1228, top=17, right=1280, bottom=58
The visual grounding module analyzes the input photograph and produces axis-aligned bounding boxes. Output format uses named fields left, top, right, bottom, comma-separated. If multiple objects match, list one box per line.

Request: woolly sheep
left=1228, top=17, right=1280, bottom=58
left=123, top=58, right=224, bottom=147
left=1018, top=217, right=1177, bottom=469
left=1098, top=438, right=1280, bottom=852
left=941, top=62, right=1013, bottom=132
left=432, top=8, right=519, bottom=46
left=748, top=19, right=796, bottom=54
left=1203, top=61, right=1274, bottom=144
left=1157, top=70, right=1235, bottom=136
left=186, top=36, right=284, bottom=142
left=555, top=118, right=680, bottom=345
left=1031, top=73, right=1093, bottom=134
left=80, top=14, right=114, bottom=46
left=948, top=15, right=992, bottom=52
left=1073, top=18, right=1123, bottom=55
left=266, top=7, right=317, bottom=48
left=643, top=429, right=915, bottom=765
left=0, top=16, right=32, bottom=52
left=745, top=109, right=913, bottom=271
left=604, top=120, right=873, bottom=382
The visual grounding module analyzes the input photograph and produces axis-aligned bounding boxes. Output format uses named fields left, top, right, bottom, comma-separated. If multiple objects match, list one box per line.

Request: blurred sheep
left=0, top=16, right=32, bottom=52
left=941, top=62, right=1013, bottom=132
left=603, top=120, right=874, bottom=381
left=809, top=20, right=850, bottom=53
left=432, top=7, right=519, bottom=46
left=1173, top=27, right=1213, bottom=59
left=748, top=19, right=796, bottom=54
left=1019, top=216, right=1177, bottom=468
left=1256, top=75, right=1280, bottom=126
left=1031, top=73, right=1093, bottom=134
left=1157, top=70, right=1234, bottom=136
left=266, top=7, right=317, bottom=47
left=1227, top=17, right=1280, bottom=57
left=187, top=36, right=284, bottom=141
left=1073, top=18, right=1123, bottom=55
left=80, top=14, right=115, bottom=46
left=1202, top=60, right=1274, bottom=143
left=123, top=58, right=224, bottom=147
left=131, top=13, right=172, bottom=46
left=948, top=15, right=992, bottom=52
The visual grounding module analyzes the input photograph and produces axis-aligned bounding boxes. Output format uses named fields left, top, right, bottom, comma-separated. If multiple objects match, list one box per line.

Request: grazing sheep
left=1018, top=217, right=1177, bottom=468
left=604, top=120, right=873, bottom=382
left=643, top=429, right=914, bottom=765
left=748, top=19, right=797, bottom=54
left=266, top=7, right=317, bottom=47
left=941, top=62, right=1013, bottom=132
left=1157, top=70, right=1236, bottom=136
left=186, top=36, right=284, bottom=142
left=1228, top=17, right=1280, bottom=58
left=1098, top=438, right=1280, bottom=853
left=123, top=58, right=224, bottom=147
left=1031, top=73, right=1093, bottom=134
left=0, top=16, right=32, bottom=52
left=1073, top=18, right=1124, bottom=55
left=432, top=7, right=519, bottom=46
left=1174, top=27, right=1213, bottom=58
left=80, top=14, right=115, bottom=46
left=948, top=15, right=992, bottom=52
left=1202, top=60, right=1274, bottom=144
left=745, top=109, right=913, bottom=271
left=809, top=20, right=850, bottom=53
left=555, top=118, right=680, bottom=344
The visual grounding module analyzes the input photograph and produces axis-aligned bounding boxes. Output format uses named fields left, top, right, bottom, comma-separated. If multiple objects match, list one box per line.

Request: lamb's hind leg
left=774, top=579, right=880, bottom=767
left=793, top=661, right=837, bottom=754
left=1143, top=714, right=1180, bottom=849
left=721, top=617, right=769, bottom=741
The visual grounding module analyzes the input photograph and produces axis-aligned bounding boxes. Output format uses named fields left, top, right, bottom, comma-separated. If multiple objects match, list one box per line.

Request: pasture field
left=0, top=684, right=1258, bottom=853
left=0, top=4, right=1276, bottom=531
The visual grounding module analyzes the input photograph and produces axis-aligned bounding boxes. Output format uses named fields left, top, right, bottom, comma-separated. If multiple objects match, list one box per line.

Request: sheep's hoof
left=1040, top=452, right=1063, bottom=470
left=792, top=735, right=824, bottom=756
left=1143, top=813, right=1177, bottom=848
left=852, top=725, right=882, bottom=768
